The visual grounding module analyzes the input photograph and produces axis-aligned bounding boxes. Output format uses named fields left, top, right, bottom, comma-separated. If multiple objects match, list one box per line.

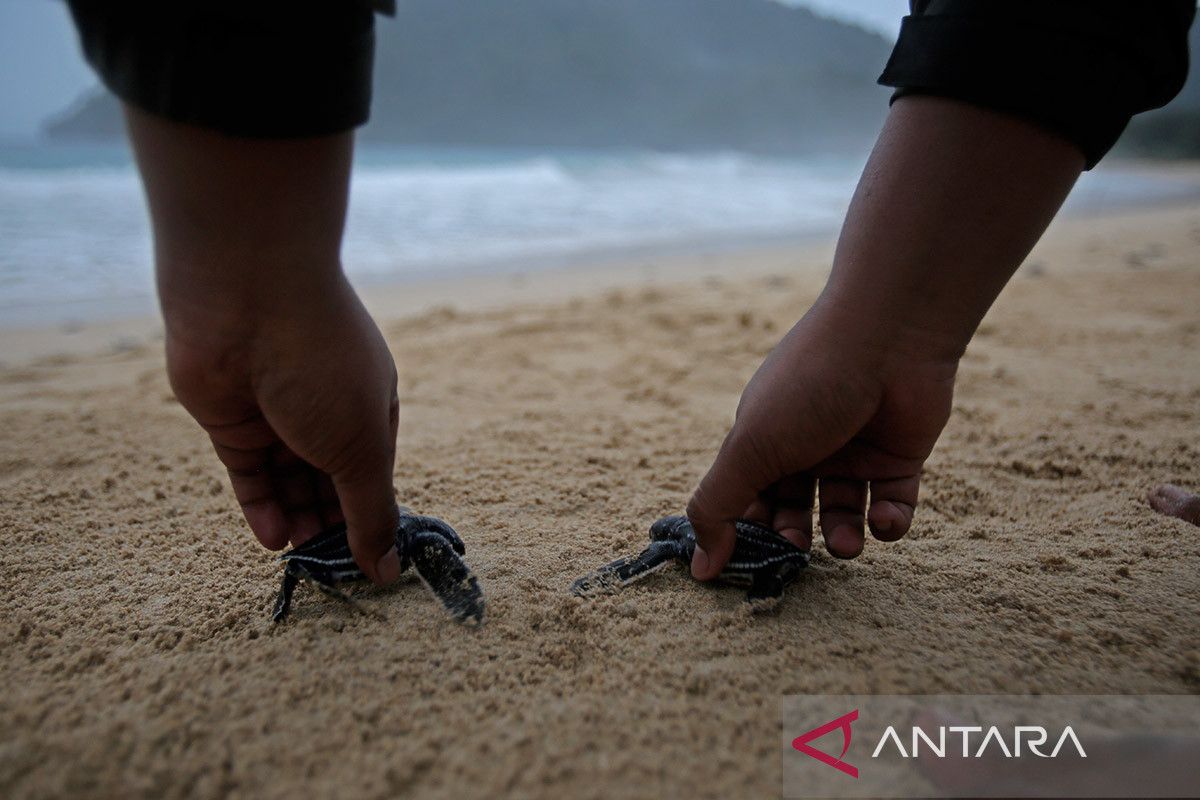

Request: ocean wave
left=0, top=148, right=865, bottom=320
left=352, top=157, right=575, bottom=189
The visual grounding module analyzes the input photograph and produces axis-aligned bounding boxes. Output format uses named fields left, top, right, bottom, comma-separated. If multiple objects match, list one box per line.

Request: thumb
left=686, top=431, right=762, bottom=581
left=331, top=452, right=401, bottom=584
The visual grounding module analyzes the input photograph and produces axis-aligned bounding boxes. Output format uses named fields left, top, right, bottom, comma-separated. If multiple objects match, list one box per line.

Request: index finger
left=332, top=457, right=402, bottom=584
left=686, top=436, right=764, bottom=580
left=321, top=383, right=401, bottom=584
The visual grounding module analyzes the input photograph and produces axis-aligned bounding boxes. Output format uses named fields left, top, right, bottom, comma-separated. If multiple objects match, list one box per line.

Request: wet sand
left=2, top=202, right=1199, bottom=798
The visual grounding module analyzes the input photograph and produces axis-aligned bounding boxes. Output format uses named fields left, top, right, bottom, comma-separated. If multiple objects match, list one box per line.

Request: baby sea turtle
left=570, top=514, right=809, bottom=610
left=272, top=510, right=485, bottom=625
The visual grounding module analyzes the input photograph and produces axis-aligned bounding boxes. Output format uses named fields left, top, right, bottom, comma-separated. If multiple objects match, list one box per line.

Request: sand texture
left=2, top=204, right=1199, bottom=798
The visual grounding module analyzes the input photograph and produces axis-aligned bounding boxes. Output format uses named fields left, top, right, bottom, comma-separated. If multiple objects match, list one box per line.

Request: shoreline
left=3, top=186, right=1199, bottom=364
left=2, top=228, right=836, bottom=363
left=2, top=156, right=1199, bottom=332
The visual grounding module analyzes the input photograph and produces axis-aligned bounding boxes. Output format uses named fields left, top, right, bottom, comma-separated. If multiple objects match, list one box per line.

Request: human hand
left=685, top=297, right=957, bottom=578
left=686, top=95, right=1086, bottom=579
left=164, top=278, right=403, bottom=583
left=120, top=112, right=403, bottom=582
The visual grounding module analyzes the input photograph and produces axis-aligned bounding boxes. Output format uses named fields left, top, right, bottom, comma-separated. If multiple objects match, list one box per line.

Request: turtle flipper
left=399, top=512, right=466, bottom=555
left=745, top=572, right=785, bottom=612
left=272, top=571, right=300, bottom=623
left=407, top=530, right=486, bottom=625
left=288, top=562, right=386, bottom=621
left=570, top=540, right=681, bottom=597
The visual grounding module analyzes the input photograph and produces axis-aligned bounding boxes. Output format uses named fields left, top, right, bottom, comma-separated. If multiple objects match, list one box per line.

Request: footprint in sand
left=1124, top=242, right=1167, bottom=269
left=1148, top=483, right=1200, bottom=526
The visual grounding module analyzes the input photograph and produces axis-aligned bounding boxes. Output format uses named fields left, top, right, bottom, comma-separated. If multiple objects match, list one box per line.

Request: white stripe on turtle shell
left=284, top=554, right=358, bottom=567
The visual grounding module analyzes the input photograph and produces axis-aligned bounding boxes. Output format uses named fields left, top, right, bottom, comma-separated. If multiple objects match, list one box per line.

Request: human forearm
left=818, top=95, right=1085, bottom=363
left=126, top=106, right=354, bottom=347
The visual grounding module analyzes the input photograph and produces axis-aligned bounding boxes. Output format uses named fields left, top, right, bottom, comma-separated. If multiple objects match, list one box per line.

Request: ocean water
left=0, top=142, right=1195, bottom=325
left=0, top=143, right=863, bottom=325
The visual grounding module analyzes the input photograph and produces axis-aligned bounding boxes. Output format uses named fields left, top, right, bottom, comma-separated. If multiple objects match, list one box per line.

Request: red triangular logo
left=792, top=709, right=859, bottom=778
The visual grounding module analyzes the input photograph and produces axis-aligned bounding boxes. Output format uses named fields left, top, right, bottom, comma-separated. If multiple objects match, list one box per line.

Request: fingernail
left=375, top=546, right=401, bottom=584
left=691, top=545, right=711, bottom=580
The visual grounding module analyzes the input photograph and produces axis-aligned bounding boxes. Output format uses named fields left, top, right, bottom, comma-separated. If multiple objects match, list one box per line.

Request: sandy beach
left=2, top=198, right=1199, bottom=798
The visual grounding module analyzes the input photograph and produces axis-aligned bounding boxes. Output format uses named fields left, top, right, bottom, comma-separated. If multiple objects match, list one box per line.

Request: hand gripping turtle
left=272, top=509, right=485, bottom=625
left=570, top=515, right=809, bottom=610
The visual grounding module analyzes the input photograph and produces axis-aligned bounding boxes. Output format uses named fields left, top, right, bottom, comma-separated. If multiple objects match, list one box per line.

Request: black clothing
left=66, top=1, right=378, bottom=138
left=879, top=0, right=1196, bottom=169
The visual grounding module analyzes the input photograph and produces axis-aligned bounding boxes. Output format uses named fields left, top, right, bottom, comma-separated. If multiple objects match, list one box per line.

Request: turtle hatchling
left=570, top=515, right=808, bottom=610
left=272, top=510, right=485, bottom=625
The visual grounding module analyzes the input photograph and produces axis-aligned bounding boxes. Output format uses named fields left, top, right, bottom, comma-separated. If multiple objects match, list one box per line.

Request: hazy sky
left=0, top=0, right=95, bottom=140
left=0, top=0, right=910, bottom=141
left=786, top=0, right=908, bottom=39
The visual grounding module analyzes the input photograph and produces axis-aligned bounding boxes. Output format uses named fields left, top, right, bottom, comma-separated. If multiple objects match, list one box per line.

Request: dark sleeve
left=877, top=0, right=1196, bottom=169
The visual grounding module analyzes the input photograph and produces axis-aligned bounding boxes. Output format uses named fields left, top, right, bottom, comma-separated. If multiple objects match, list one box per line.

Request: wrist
left=807, top=283, right=970, bottom=372
left=158, top=255, right=349, bottom=352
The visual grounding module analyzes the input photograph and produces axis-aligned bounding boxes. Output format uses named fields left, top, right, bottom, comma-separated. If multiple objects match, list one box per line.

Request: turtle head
left=649, top=515, right=695, bottom=545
